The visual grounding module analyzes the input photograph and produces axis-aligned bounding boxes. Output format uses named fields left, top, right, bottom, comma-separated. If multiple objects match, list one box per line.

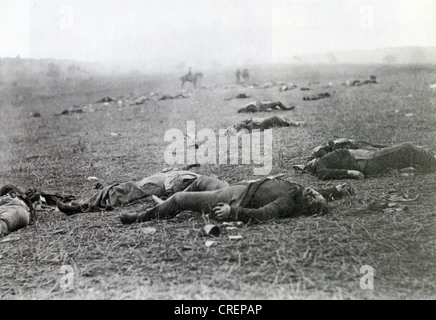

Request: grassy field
left=0, top=63, right=435, bottom=300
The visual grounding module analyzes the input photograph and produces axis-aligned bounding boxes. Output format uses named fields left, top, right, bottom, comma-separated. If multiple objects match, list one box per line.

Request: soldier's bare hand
left=212, top=203, right=231, bottom=220
left=347, top=170, right=364, bottom=179
left=335, top=182, right=355, bottom=196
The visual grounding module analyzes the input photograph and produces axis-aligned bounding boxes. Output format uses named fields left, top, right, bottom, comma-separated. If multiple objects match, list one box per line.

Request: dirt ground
left=0, top=64, right=435, bottom=300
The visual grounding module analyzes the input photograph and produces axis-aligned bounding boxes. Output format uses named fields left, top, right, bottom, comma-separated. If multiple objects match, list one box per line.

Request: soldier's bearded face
left=303, top=187, right=326, bottom=207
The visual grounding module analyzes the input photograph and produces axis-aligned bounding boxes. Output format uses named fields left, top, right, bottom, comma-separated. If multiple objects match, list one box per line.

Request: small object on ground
left=235, top=93, right=250, bottom=99
left=141, top=227, right=157, bottom=235
left=224, top=93, right=250, bottom=101
left=222, top=221, right=243, bottom=228
left=279, top=84, right=297, bottom=92
left=303, top=92, right=331, bottom=101
left=229, top=235, right=243, bottom=240
left=87, top=177, right=99, bottom=182
left=383, top=206, right=408, bottom=214
left=29, top=112, right=41, bottom=118
left=205, top=241, right=217, bottom=247
left=367, top=201, right=389, bottom=211
left=263, top=82, right=276, bottom=89
left=57, top=109, right=84, bottom=116
left=96, top=97, right=116, bottom=104
left=388, top=194, right=419, bottom=202
left=131, top=96, right=149, bottom=105
left=203, top=224, right=220, bottom=237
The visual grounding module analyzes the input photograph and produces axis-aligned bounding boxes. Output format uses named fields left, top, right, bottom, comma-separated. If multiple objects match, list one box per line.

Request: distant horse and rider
left=181, top=68, right=203, bottom=88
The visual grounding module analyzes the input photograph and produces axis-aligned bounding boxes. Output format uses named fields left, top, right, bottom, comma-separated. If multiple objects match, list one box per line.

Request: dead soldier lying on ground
left=237, top=101, right=295, bottom=113
left=225, top=115, right=303, bottom=135
left=57, top=168, right=229, bottom=215
left=0, top=185, right=35, bottom=236
left=120, top=176, right=354, bottom=225
left=294, top=140, right=436, bottom=180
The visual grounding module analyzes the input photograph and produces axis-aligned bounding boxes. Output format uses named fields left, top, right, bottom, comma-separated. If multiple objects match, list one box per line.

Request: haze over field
left=1, top=0, right=436, bottom=72
left=1, top=1, right=436, bottom=303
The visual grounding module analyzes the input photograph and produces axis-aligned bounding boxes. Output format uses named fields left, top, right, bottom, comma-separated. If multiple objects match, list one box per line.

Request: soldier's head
left=309, top=145, right=331, bottom=160
left=300, top=187, right=328, bottom=216
left=303, top=158, right=319, bottom=173
left=0, top=185, right=23, bottom=198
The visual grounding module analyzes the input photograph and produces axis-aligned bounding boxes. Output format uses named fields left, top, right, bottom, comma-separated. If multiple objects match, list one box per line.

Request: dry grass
left=0, top=64, right=435, bottom=300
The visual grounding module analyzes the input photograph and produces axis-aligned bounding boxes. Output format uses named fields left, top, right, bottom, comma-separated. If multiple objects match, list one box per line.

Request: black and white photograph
left=0, top=0, right=435, bottom=302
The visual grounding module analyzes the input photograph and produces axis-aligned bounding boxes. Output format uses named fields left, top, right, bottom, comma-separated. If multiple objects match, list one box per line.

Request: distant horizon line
left=1, top=45, right=435, bottom=65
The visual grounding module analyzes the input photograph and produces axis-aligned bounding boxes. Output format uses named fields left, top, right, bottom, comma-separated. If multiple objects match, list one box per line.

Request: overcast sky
left=1, top=0, right=435, bottom=67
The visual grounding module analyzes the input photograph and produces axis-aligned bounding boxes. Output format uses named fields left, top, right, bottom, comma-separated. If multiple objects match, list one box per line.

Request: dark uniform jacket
left=229, top=179, right=343, bottom=223
left=307, top=149, right=359, bottom=180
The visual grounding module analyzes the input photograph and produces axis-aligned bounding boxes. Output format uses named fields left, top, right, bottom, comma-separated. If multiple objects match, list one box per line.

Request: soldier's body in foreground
left=120, top=177, right=353, bottom=225
left=57, top=170, right=229, bottom=215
